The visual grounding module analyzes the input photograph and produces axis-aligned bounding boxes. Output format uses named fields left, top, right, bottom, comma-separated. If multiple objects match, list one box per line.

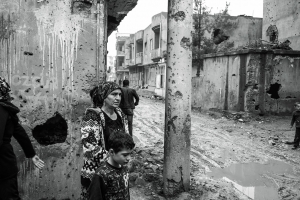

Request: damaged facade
left=0, top=0, right=137, bottom=199
left=192, top=0, right=300, bottom=115
left=193, top=50, right=300, bottom=115
left=263, top=0, right=300, bottom=50
left=118, top=13, right=262, bottom=98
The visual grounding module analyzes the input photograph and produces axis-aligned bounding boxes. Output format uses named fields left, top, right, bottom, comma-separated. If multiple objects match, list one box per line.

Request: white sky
left=107, top=0, right=263, bottom=56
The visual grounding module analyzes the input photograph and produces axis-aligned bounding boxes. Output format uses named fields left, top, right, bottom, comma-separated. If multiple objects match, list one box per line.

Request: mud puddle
left=207, top=160, right=296, bottom=200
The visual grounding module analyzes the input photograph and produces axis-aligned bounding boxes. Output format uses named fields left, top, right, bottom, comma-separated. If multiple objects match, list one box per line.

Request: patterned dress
left=80, top=107, right=129, bottom=199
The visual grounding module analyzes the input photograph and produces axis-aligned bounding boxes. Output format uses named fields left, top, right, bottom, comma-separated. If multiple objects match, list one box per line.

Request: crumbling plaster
left=192, top=50, right=300, bottom=115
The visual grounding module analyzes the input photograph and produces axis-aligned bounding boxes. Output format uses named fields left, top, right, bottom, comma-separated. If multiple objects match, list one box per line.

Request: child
left=88, top=130, right=135, bottom=200
left=289, top=102, right=300, bottom=150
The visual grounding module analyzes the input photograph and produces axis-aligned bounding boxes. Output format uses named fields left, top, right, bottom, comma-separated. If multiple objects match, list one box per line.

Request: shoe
left=292, top=146, right=299, bottom=150
left=286, top=141, right=295, bottom=145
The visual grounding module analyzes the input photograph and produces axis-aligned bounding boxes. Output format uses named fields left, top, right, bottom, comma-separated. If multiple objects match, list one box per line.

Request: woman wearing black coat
left=0, top=77, right=44, bottom=199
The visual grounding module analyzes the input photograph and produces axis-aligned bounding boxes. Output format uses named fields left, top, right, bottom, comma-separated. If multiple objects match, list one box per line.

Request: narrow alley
left=129, top=96, right=300, bottom=200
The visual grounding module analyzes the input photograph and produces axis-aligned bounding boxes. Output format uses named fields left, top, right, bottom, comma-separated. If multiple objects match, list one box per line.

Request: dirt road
left=130, top=97, right=300, bottom=200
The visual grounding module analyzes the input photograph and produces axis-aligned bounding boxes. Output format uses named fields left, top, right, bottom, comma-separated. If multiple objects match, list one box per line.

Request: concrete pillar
left=97, top=0, right=108, bottom=82
left=163, top=0, right=193, bottom=196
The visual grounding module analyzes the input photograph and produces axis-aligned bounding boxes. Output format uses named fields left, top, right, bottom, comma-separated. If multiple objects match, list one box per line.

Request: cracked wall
left=263, top=0, right=300, bottom=50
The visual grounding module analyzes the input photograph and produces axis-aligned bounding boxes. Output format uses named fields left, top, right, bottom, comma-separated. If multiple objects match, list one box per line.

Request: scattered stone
left=268, top=140, right=276, bottom=145
left=129, top=172, right=139, bottom=182
left=135, top=177, right=146, bottom=186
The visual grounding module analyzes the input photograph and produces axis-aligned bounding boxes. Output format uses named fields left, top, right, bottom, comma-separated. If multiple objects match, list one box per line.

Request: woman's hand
left=32, top=155, right=45, bottom=169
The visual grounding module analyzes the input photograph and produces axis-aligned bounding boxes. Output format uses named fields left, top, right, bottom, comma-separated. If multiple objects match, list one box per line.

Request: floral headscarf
left=0, top=77, right=11, bottom=101
left=91, top=81, right=121, bottom=107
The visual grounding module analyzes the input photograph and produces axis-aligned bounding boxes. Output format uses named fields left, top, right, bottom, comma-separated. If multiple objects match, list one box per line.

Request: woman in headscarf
left=0, top=77, right=44, bottom=199
left=80, top=81, right=129, bottom=199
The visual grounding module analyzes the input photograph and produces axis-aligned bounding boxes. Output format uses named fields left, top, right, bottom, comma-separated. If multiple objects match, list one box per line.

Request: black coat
left=0, top=102, right=35, bottom=181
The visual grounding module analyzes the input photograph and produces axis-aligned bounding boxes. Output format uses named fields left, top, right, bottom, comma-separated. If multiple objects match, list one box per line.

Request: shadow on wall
left=32, top=112, right=68, bottom=146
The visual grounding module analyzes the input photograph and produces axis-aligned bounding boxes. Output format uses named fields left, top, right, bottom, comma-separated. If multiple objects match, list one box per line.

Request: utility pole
left=196, top=0, right=202, bottom=77
left=96, top=0, right=108, bottom=83
left=163, top=0, right=193, bottom=197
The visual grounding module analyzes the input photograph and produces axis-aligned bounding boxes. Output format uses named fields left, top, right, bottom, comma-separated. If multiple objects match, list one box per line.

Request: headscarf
left=0, top=76, right=11, bottom=102
left=91, top=81, right=121, bottom=107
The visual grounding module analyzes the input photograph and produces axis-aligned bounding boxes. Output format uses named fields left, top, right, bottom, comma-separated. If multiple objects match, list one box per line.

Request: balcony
left=116, top=63, right=129, bottom=72
left=151, top=48, right=162, bottom=62
left=117, top=50, right=125, bottom=56
left=129, top=59, right=135, bottom=66
left=135, top=30, right=144, bottom=43
left=136, top=52, right=143, bottom=64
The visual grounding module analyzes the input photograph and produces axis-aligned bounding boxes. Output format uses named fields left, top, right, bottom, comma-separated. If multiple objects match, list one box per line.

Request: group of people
left=3, top=73, right=300, bottom=200
left=0, top=76, right=139, bottom=200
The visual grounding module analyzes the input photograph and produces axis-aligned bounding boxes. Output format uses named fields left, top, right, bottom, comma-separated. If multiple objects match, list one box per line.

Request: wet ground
left=130, top=96, right=300, bottom=200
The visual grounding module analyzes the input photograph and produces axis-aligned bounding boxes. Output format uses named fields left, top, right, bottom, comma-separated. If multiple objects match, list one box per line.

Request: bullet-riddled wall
left=263, top=0, right=300, bottom=50
left=0, top=0, right=137, bottom=199
left=192, top=50, right=300, bottom=115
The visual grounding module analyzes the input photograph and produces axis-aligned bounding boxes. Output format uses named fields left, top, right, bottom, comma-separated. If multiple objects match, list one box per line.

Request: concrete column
left=97, top=0, right=108, bottom=82
left=163, top=0, right=193, bottom=196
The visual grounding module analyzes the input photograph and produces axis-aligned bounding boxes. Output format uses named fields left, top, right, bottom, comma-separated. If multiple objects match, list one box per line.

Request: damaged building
left=192, top=0, right=300, bottom=115
left=263, top=0, right=300, bottom=50
left=0, top=0, right=138, bottom=199
left=117, top=12, right=262, bottom=98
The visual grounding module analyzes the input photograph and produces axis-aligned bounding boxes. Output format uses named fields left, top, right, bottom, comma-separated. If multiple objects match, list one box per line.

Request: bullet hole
left=24, top=51, right=33, bottom=56
left=180, top=37, right=191, bottom=50
left=267, top=83, right=281, bottom=99
left=252, top=99, right=255, bottom=102
left=232, top=74, right=236, bottom=76
left=175, top=91, right=183, bottom=99
left=40, top=85, right=44, bottom=88
left=32, top=112, right=68, bottom=146
left=255, top=105, right=259, bottom=110
left=266, top=25, right=278, bottom=43
left=20, top=104, right=23, bottom=108
left=253, top=84, right=259, bottom=90
left=212, top=29, right=229, bottom=44
left=19, top=95, right=23, bottom=99
left=23, top=100, right=27, bottom=104
left=172, top=11, right=186, bottom=21
left=25, top=88, right=31, bottom=93
left=36, top=79, right=41, bottom=83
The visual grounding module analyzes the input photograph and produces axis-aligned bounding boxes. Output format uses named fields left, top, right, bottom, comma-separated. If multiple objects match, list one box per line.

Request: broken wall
left=202, top=15, right=263, bottom=48
left=192, top=50, right=300, bottom=115
left=0, top=0, right=99, bottom=199
left=263, top=0, right=300, bottom=50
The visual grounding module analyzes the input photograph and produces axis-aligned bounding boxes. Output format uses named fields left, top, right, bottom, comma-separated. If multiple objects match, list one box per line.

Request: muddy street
left=130, top=96, right=300, bottom=200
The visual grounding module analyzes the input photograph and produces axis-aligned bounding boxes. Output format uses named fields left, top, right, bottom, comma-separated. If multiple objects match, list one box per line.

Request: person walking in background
left=287, top=102, right=300, bottom=150
left=0, top=77, right=44, bottom=200
left=120, top=80, right=139, bottom=136
left=80, top=82, right=129, bottom=199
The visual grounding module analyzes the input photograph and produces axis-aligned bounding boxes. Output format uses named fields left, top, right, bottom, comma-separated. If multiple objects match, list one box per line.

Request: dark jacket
left=88, top=161, right=130, bottom=200
left=291, top=110, right=300, bottom=128
left=0, top=102, right=35, bottom=181
left=120, top=87, right=139, bottom=109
